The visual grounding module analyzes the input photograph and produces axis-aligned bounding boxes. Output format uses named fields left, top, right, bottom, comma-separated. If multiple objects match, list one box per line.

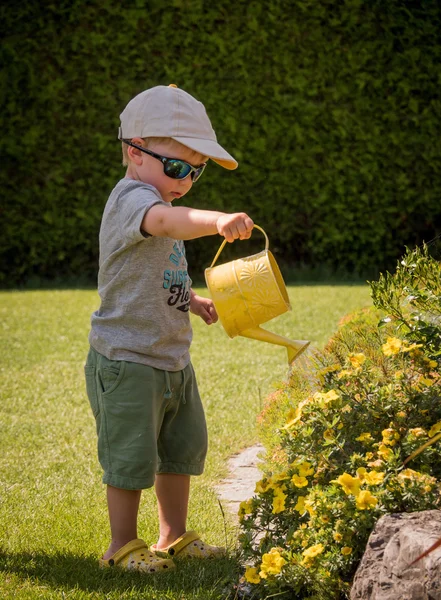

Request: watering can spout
left=240, top=326, right=310, bottom=364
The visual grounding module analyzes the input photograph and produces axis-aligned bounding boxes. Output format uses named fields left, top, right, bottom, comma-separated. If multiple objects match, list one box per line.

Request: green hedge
left=1, top=0, right=441, bottom=285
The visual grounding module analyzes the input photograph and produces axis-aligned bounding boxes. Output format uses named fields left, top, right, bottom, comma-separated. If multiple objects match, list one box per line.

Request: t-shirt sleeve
left=118, top=185, right=168, bottom=243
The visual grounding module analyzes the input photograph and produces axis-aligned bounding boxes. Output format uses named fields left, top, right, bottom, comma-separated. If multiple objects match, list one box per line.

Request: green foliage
left=2, top=0, right=441, bottom=285
left=370, top=244, right=441, bottom=355
left=239, top=247, right=441, bottom=598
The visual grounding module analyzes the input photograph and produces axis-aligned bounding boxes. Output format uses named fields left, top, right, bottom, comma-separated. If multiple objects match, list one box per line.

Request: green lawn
left=0, top=284, right=371, bottom=599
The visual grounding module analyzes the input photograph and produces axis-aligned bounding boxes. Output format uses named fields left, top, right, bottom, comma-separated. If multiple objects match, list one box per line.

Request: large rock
left=350, top=510, right=441, bottom=600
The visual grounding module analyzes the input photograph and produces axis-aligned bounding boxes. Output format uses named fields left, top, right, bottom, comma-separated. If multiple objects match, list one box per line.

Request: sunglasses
left=121, top=139, right=207, bottom=182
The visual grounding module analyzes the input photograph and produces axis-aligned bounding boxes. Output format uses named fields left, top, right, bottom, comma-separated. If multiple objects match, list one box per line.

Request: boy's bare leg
left=102, top=485, right=142, bottom=559
left=155, top=473, right=190, bottom=549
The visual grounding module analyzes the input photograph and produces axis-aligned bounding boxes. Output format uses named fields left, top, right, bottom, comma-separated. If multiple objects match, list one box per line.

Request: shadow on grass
left=0, top=549, right=241, bottom=598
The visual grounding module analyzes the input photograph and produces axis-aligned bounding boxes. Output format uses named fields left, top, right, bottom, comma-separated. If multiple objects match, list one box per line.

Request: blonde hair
left=121, top=137, right=208, bottom=167
left=121, top=137, right=169, bottom=167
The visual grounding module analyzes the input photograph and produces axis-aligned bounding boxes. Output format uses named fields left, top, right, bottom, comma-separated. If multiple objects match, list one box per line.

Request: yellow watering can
left=205, top=225, right=310, bottom=364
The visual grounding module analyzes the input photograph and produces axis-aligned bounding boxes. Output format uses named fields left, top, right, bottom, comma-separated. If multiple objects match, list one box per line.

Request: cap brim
left=171, top=137, right=238, bottom=170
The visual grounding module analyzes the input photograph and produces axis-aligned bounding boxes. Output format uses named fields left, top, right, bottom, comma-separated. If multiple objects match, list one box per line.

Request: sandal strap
left=165, top=531, right=200, bottom=557
left=100, top=538, right=147, bottom=567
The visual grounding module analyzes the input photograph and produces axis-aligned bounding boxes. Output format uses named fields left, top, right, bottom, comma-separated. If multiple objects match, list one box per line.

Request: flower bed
left=238, top=246, right=441, bottom=599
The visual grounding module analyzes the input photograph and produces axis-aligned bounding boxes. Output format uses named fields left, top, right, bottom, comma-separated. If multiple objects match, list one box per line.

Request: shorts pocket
left=100, top=361, right=126, bottom=396
left=84, top=365, right=100, bottom=417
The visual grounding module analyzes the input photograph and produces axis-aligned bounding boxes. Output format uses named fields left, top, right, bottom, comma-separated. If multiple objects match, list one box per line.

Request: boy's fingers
left=219, top=214, right=254, bottom=242
left=239, top=216, right=254, bottom=239
left=225, top=227, right=237, bottom=242
left=208, top=304, right=219, bottom=323
left=236, top=221, right=246, bottom=236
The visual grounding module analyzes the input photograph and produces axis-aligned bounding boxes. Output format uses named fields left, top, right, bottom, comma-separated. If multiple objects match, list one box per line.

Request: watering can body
left=204, top=226, right=310, bottom=364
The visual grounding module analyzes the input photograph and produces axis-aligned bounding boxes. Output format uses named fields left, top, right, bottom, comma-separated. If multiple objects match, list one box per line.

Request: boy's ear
left=127, top=137, right=145, bottom=164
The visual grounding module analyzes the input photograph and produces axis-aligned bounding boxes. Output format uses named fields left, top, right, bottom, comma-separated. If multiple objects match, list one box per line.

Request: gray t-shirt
left=89, top=178, right=193, bottom=371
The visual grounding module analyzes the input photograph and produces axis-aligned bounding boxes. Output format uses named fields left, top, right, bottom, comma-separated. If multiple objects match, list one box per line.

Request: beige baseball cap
left=118, top=84, right=238, bottom=170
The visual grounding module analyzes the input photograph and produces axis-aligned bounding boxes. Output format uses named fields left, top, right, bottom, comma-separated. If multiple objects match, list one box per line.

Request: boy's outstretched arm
left=142, top=205, right=254, bottom=242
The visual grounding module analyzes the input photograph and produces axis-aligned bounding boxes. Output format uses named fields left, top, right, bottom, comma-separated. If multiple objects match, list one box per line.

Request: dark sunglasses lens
left=191, top=165, right=205, bottom=182
left=164, top=159, right=191, bottom=180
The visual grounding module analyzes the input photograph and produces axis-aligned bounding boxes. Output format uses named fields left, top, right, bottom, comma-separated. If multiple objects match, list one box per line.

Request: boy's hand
left=216, top=213, right=254, bottom=243
left=190, top=292, right=219, bottom=325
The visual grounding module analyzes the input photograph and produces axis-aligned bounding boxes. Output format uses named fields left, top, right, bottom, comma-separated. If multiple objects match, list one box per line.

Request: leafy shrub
left=2, top=1, right=441, bottom=284
left=238, top=246, right=441, bottom=599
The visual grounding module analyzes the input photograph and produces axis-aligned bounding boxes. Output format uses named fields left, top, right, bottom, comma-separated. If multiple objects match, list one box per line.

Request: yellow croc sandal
left=150, top=531, right=226, bottom=559
left=99, top=538, right=175, bottom=573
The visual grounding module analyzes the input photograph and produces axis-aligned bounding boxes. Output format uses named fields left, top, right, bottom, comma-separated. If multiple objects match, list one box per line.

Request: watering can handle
left=208, top=224, right=269, bottom=269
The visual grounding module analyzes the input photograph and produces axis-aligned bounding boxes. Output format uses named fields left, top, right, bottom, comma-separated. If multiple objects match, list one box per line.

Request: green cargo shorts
left=84, top=346, right=208, bottom=490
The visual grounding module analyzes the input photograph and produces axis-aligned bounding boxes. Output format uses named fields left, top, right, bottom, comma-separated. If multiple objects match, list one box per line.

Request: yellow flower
left=337, top=369, right=353, bottom=379
left=283, top=406, right=302, bottom=429
left=428, top=359, right=438, bottom=368
left=409, top=427, right=426, bottom=438
left=378, top=443, right=394, bottom=461
left=302, top=543, right=324, bottom=559
left=291, top=474, right=309, bottom=488
left=428, top=421, right=441, bottom=438
left=333, top=532, right=343, bottom=542
left=356, top=490, right=378, bottom=510
left=319, top=363, right=341, bottom=373
left=255, top=478, right=271, bottom=494
left=297, top=461, right=314, bottom=477
left=312, top=390, right=340, bottom=411
left=341, top=546, right=353, bottom=556
left=313, top=389, right=340, bottom=404
left=244, top=566, right=261, bottom=584
left=382, top=337, right=402, bottom=356
left=356, top=432, right=373, bottom=442
left=272, top=490, right=287, bottom=514
left=334, top=473, right=362, bottom=496
left=301, top=557, right=314, bottom=568
left=356, top=467, right=367, bottom=481
left=365, top=452, right=374, bottom=459
left=323, top=428, right=334, bottom=441
left=382, top=428, right=400, bottom=446
left=294, top=495, right=306, bottom=513
left=259, top=548, right=287, bottom=578
left=396, top=470, right=436, bottom=490
left=238, top=499, right=253, bottom=518
left=341, top=404, right=352, bottom=413
left=349, top=353, right=366, bottom=368
left=323, top=389, right=340, bottom=402
left=398, top=468, right=420, bottom=481
left=304, top=498, right=317, bottom=517
left=364, top=470, right=385, bottom=485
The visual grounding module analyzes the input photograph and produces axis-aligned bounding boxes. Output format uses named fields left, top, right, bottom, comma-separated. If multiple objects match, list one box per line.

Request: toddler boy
left=85, top=84, right=254, bottom=572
